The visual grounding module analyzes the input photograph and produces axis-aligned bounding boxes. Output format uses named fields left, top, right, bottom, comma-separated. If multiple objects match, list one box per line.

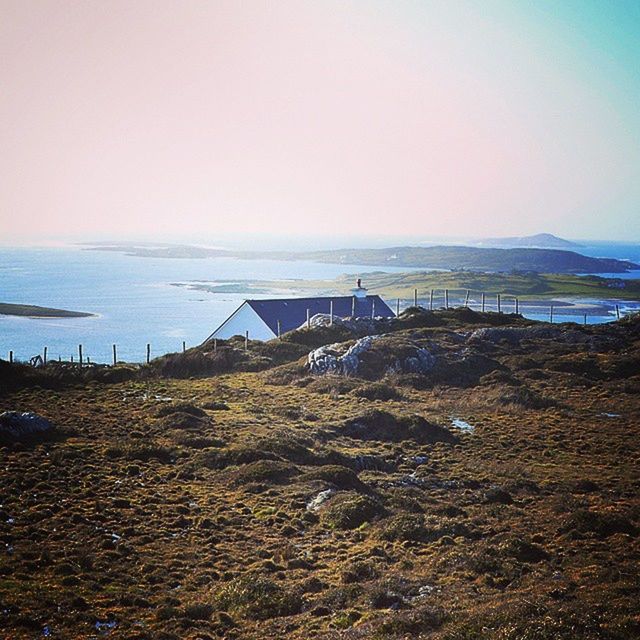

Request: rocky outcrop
left=307, top=335, right=436, bottom=378
left=308, top=335, right=379, bottom=376
left=0, top=411, right=55, bottom=441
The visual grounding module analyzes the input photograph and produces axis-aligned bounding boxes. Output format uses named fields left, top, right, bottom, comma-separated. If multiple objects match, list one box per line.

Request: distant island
left=0, top=303, right=94, bottom=318
left=83, top=242, right=639, bottom=274
left=474, top=232, right=581, bottom=249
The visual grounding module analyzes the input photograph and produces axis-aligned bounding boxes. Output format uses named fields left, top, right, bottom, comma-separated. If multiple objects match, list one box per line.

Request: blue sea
left=1, top=242, right=639, bottom=364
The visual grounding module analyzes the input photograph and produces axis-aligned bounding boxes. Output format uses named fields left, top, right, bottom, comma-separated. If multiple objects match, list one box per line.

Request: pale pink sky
left=1, top=0, right=639, bottom=243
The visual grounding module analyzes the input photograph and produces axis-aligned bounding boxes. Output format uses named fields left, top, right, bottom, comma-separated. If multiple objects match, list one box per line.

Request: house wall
left=209, top=303, right=276, bottom=341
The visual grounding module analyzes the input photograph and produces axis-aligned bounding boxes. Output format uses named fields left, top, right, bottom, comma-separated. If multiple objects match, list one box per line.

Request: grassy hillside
left=0, top=311, right=638, bottom=638
left=323, top=271, right=640, bottom=300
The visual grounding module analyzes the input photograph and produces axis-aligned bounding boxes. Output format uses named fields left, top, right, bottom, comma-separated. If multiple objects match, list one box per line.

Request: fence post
left=43, top=346, right=47, bottom=365
left=371, top=299, right=376, bottom=319
left=245, top=331, right=249, bottom=351
left=396, top=298, right=400, bottom=316
left=113, top=344, right=117, bottom=366
left=71, top=355, right=74, bottom=363
left=429, top=289, right=434, bottom=311
left=182, top=341, right=186, bottom=353
left=584, top=314, right=587, bottom=326
left=146, top=343, right=151, bottom=364
left=550, top=305, right=554, bottom=323
left=445, top=289, right=449, bottom=309
left=413, top=289, right=418, bottom=307
left=9, top=350, right=13, bottom=364
left=481, top=292, right=485, bottom=312
left=277, top=320, right=281, bottom=338
left=464, top=290, right=470, bottom=307
left=306, top=308, right=310, bottom=329
left=78, top=344, right=83, bottom=367
left=329, top=300, right=333, bottom=326
left=615, top=304, right=620, bottom=320
left=515, top=298, right=519, bottom=315
left=497, top=294, right=501, bottom=313
left=352, top=296, right=356, bottom=316
left=214, top=338, right=217, bottom=352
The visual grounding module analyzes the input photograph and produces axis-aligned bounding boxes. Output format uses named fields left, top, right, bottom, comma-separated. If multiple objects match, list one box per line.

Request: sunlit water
left=1, top=244, right=639, bottom=363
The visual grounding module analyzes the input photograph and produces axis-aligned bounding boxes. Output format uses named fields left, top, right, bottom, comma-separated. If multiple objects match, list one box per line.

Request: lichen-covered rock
left=307, top=335, right=436, bottom=378
left=308, top=335, right=379, bottom=376
left=0, top=411, right=54, bottom=442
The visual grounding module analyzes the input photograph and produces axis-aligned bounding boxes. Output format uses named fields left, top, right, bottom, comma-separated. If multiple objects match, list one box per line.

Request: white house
left=205, top=285, right=394, bottom=342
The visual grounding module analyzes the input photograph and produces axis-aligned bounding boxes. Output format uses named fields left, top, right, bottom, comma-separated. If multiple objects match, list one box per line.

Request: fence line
left=3, top=288, right=635, bottom=367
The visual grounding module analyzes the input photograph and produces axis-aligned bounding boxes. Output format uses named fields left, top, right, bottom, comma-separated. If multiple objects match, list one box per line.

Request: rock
left=308, top=335, right=379, bottom=376
left=307, top=334, right=436, bottom=378
left=306, top=489, right=336, bottom=512
left=0, top=411, right=55, bottom=442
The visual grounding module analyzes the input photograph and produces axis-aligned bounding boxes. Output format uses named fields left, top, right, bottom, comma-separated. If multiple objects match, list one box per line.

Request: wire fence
left=3, top=287, right=632, bottom=366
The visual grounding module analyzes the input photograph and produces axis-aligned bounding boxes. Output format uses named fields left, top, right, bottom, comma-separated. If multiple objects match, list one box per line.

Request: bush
left=156, top=403, right=207, bottom=418
left=230, top=460, right=299, bottom=485
left=299, top=465, right=367, bottom=491
left=342, top=410, right=458, bottom=444
left=564, top=509, right=637, bottom=538
left=216, top=575, right=302, bottom=619
left=320, top=493, right=384, bottom=530
left=377, top=513, right=471, bottom=543
left=351, top=382, right=402, bottom=401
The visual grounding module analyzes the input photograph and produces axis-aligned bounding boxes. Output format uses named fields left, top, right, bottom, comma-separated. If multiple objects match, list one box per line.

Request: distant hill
left=476, top=233, right=580, bottom=249
left=85, top=243, right=639, bottom=274
left=299, top=246, right=638, bottom=274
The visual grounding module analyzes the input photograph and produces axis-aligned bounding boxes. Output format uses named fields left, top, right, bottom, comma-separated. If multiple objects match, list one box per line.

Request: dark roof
left=246, top=295, right=394, bottom=335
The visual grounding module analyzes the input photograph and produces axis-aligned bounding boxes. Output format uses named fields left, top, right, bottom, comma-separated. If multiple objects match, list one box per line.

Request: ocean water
left=1, top=244, right=638, bottom=363
left=0, top=247, right=416, bottom=363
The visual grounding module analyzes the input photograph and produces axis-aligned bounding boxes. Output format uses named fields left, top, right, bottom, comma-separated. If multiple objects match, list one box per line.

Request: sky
left=1, top=0, right=639, bottom=245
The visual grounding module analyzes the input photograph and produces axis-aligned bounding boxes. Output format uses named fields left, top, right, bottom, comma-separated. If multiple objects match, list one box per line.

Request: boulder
left=0, top=411, right=55, bottom=442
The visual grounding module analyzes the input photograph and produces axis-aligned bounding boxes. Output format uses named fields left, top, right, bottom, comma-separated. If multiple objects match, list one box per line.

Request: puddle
left=450, top=418, right=475, bottom=433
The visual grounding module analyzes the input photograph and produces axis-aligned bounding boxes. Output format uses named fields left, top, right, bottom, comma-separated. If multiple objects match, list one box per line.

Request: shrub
left=216, top=575, right=302, bottom=619
left=182, top=603, right=214, bottom=621
left=299, top=465, right=366, bottom=491
left=320, top=493, right=384, bottom=530
left=564, top=509, right=637, bottom=538
left=231, top=460, right=299, bottom=485
left=343, top=409, right=457, bottom=444
left=351, top=382, right=402, bottom=401
left=155, top=403, right=207, bottom=418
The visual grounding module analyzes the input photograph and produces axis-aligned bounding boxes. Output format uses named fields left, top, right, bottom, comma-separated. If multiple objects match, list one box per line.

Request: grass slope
left=0, top=312, right=638, bottom=639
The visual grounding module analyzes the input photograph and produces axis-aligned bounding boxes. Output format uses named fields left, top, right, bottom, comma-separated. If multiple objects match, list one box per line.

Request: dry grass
left=0, top=314, right=638, bottom=638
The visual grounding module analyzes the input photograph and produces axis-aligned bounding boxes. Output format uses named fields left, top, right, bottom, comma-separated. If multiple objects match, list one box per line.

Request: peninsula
left=0, top=303, right=94, bottom=318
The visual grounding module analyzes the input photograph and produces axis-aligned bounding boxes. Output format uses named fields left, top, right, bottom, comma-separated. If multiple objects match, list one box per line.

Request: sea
left=1, top=242, right=639, bottom=364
